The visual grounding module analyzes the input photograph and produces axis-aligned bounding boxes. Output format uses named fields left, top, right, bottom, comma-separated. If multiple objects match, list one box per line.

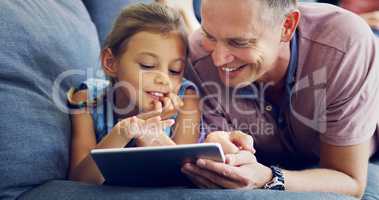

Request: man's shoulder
left=298, top=2, right=373, bottom=53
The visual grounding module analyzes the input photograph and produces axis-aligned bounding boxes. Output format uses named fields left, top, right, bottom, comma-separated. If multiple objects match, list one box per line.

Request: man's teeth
left=221, top=66, right=240, bottom=72
left=149, top=92, right=164, bottom=97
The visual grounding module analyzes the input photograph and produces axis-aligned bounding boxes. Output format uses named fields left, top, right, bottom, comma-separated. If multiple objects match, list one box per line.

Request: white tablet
left=91, top=143, right=225, bottom=186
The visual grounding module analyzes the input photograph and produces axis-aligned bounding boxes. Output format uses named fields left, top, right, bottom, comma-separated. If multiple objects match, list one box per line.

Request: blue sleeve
left=176, top=79, right=206, bottom=143
left=177, top=79, right=200, bottom=97
left=68, top=78, right=112, bottom=143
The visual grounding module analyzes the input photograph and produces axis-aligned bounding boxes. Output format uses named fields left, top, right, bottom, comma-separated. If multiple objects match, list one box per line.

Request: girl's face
left=110, top=31, right=186, bottom=112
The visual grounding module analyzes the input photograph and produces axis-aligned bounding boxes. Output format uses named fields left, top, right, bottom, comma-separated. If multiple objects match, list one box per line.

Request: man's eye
left=202, top=32, right=216, bottom=42
left=139, top=64, right=155, bottom=69
left=206, top=35, right=216, bottom=42
left=229, top=41, right=250, bottom=48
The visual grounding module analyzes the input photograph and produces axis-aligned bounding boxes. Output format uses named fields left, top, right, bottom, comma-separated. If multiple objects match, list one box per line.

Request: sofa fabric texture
left=0, top=0, right=100, bottom=199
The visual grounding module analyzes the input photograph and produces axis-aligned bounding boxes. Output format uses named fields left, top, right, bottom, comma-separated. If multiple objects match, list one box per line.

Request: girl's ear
left=101, top=48, right=118, bottom=78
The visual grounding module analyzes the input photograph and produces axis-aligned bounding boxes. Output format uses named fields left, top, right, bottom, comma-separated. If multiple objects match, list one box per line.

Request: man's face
left=201, top=0, right=283, bottom=88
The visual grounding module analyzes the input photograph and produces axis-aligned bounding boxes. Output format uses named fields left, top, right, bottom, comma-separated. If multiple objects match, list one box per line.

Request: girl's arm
left=69, top=91, right=136, bottom=185
left=172, top=88, right=201, bottom=144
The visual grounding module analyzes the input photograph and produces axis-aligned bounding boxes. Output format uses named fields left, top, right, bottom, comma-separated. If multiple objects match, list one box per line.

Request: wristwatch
left=263, top=166, right=285, bottom=190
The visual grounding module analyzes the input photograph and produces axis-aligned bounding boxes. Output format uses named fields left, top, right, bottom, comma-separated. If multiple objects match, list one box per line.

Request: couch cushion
left=0, top=0, right=100, bottom=199
left=82, top=0, right=153, bottom=45
left=18, top=180, right=356, bottom=200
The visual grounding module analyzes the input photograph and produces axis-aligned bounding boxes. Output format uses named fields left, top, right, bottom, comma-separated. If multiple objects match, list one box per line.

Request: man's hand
left=181, top=151, right=272, bottom=189
left=181, top=130, right=271, bottom=189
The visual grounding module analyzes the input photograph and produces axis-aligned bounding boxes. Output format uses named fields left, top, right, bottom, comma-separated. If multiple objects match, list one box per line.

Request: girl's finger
left=205, top=132, right=239, bottom=154
left=230, top=131, right=255, bottom=153
left=169, top=93, right=184, bottom=109
left=144, top=116, right=174, bottom=133
left=225, top=151, right=257, bottom=166
left=145, top=115, right=162, bottom=124
left=127, top=116, right=144, bottom=138
left=137, top=101, right=163, bottom=120
left=159, top=119, right=175, bottom=129
left=162, top=97, right=174, bottom=112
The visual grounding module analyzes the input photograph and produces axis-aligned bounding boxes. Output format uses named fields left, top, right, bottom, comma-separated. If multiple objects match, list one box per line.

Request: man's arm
left=182, top=133, right=371, bottom=198
left=283, top=140, right=371, bottom=198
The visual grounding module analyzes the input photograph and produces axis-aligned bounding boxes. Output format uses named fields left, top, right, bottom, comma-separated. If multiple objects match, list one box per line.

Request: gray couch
left=0, top=0, right=371, bottom=199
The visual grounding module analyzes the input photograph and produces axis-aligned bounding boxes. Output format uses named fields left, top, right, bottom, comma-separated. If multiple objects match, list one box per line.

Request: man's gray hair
left=259, top=0, right=297, bottom=25
left=264, top=0, right=297, bottom=9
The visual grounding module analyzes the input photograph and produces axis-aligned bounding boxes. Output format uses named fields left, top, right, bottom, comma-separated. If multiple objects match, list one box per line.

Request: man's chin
left=217, top=65, right=260, bottom=88
left=220, top=77, right=257, bottom=89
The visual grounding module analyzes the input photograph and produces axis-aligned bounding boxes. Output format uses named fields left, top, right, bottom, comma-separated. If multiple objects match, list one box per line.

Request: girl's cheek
left=137, top=71, right=151, bottom=84
left=139, top=74, right=156, bottom=89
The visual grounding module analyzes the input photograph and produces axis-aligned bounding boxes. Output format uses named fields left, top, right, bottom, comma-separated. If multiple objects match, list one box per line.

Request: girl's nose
left=154, top=73, right=170, bottom=86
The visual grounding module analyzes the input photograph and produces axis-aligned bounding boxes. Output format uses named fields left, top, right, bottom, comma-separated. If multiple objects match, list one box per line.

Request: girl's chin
left=141, top=100, right=161, bottom=111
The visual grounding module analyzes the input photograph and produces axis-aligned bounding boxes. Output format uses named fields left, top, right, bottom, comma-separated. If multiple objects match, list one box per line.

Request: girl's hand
left=135, top=115, right=176, bottom=147
left=160, top=93, right=184, bottom=120
left=205, top=131, right=256, bottom=155
left=137, top=93, right=184, bottom=120
left=113, top=116, right=175, bottom=142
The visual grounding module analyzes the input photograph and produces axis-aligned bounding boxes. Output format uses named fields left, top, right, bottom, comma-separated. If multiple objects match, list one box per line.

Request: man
left=181, top=0, right=379, bottom=199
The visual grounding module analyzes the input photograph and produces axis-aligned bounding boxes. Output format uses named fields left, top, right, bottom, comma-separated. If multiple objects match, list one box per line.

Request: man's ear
left=101, top=48, right=118, bottom=78
left=281, top=10, right=301, bottom=42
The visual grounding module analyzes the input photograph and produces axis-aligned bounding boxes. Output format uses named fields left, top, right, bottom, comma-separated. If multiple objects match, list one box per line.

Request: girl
left=67, top=3, right=202, bottom=185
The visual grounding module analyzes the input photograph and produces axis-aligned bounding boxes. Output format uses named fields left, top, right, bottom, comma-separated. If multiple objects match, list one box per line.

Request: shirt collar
left=285, top=30, right=299, bottom=97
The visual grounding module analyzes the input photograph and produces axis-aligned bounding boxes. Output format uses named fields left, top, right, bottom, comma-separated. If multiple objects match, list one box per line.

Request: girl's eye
left=169, top=69, right=182, bottom=75
left=139, top=64, right=155, bottom=69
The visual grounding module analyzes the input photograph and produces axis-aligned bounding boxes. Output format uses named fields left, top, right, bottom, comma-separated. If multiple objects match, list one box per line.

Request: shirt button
left=265, top=105, right=272, bottom=112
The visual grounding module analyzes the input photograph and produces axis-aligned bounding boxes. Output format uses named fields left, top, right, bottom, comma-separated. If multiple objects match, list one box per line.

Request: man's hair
left=259, top=0, right=297, bottom=25
left=264, top=0, right=297, bottom=9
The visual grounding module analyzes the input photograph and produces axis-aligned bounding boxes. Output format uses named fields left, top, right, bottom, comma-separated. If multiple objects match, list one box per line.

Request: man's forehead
left=201, top=0, right=264, bottom=37
left=201, top=0, right=264, bottom=16
left=201, top=25, right=260, bottom=41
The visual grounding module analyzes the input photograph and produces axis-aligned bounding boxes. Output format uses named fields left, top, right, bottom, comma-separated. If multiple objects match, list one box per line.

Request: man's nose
left=211, top=42, right=234, bottom=67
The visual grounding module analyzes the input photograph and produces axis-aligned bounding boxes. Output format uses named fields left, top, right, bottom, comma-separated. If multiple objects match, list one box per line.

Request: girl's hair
left=101, top=3, right=189, bottom=59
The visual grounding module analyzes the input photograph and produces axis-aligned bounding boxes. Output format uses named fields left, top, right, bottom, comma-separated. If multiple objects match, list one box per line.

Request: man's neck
left=263, top=41, right=291, bottom=91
